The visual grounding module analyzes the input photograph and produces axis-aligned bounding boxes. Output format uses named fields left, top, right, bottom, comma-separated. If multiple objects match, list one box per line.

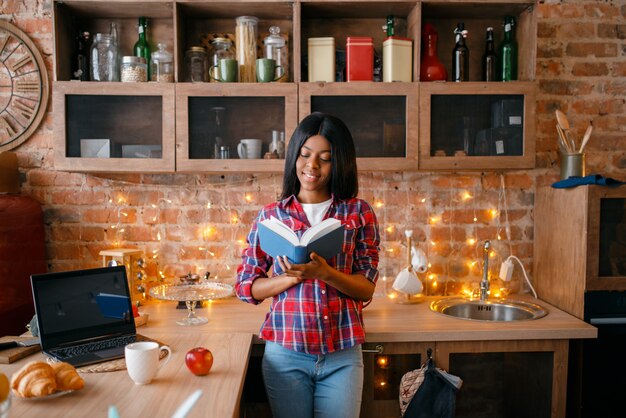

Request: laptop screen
left=31, top=266, right=136, bottom=350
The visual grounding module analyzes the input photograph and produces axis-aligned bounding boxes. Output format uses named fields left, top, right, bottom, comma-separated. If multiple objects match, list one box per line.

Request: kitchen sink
left=430, top=298, right=548, bottom=321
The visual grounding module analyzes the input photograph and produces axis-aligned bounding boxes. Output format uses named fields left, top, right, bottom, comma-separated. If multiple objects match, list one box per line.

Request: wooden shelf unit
left=52, top=0, right=537, bottom=173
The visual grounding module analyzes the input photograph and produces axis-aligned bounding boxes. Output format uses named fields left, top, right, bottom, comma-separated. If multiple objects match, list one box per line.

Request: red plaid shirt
left=235, top=194, right=380, bottom=354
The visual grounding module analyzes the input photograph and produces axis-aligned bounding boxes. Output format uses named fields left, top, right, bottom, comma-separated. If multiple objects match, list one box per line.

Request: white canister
left=383, top=37, right=413, bottom=82
left=308, top=37, right=335, bottom=82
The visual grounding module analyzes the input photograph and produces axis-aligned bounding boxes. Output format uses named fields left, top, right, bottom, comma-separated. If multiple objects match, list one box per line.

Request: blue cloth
left=552, top=174, right=626, bottom=189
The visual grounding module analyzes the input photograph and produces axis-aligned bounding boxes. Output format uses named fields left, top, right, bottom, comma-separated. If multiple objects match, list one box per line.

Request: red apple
left=185, top=347, right=214, bottom=376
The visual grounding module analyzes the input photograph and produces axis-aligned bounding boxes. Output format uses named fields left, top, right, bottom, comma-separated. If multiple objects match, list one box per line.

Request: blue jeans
left=262, top=341, right=364, bottom=418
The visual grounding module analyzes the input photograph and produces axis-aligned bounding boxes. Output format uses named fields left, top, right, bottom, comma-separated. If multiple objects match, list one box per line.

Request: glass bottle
left=109, top=22, right=118, bottom=47
left=72, top=30, right=90, bottom=81
left=482, top=27, right=497, bottom=81
left=384, top=15, right=395, bottom=37
left=235, top=16, right=259, bottom=82
left=451, top=22, right=469, bottom=82
left=90, top=33, right=119, bottom=81
left=499, top=16, right=518, bottom=81
left=134, top=16, right=151, bottom=80
left=151, top=43, right=174, bottom=82
left=263, top=26, right=288, bottom=82
left=420, top=23, right=447, bottom=82
left=209, top=107, right=226, bottom=159
left=209, top=38, right=235, bottom=82
left=185, top=46, right=208, bottom=82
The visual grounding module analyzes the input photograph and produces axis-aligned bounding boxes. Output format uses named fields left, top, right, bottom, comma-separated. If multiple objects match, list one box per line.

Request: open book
left=257, top=216, right=345, bottom=264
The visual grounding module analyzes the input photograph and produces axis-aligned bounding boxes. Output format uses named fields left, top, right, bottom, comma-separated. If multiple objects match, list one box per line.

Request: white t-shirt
left=301, top=198, right=332, bottom=227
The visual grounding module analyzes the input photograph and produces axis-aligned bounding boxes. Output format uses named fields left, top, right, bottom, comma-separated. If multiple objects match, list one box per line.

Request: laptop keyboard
left=50, top=334, right=140, bottom=359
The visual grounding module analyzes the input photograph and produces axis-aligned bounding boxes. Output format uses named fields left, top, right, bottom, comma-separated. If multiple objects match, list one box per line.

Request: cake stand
left=149, top=282, right=233, bottom=326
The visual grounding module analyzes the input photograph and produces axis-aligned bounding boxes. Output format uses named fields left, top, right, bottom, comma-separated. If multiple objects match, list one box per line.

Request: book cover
left=257, top=217, right=345, bottom=264
left=95, top=293, right=132, bottom=320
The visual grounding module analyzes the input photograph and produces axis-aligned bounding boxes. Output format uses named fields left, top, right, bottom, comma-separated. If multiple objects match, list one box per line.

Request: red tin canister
left=346, top=36, right=373, bottom=81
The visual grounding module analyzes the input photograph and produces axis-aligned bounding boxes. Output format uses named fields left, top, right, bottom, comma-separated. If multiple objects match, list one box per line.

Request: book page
left=260, top=217, right=300, bottom=246
left=301, top=218, right=342, bottom=246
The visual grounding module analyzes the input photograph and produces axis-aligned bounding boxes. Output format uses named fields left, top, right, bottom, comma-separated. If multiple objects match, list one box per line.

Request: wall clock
left=0, top=20, right=49, bottom=152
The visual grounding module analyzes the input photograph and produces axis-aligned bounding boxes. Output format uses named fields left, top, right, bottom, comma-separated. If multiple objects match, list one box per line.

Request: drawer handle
left=362, top=344, right=384, bottom=354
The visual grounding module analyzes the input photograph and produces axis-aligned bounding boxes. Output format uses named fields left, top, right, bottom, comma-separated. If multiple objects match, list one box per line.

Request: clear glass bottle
left=451, top=22, right=469, bottom=82
left=263, top=26, right=288, bottom=82
left=235, top=16, right=258, bottom=82
left=134, top=17, right=151, bottom=80
left=185, top=46, right=208, bottom=82
left=109, top=22, right=118, bottom=47
left=151, top=43, right=174, bottom=82
left=209, top=106, right=227, bottom=159
left=90, top=33, right=119, bottom=81
left=209, top=38, right=235, bottom=82
left=499, top=16, right=518, bottom=81
left=482, top=27, right=497, bottom=81
left=121, top=56, right=147, bottom=82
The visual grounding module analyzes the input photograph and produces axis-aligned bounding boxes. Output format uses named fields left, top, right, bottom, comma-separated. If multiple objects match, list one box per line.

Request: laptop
left=31, top=266, right=149, bottom=367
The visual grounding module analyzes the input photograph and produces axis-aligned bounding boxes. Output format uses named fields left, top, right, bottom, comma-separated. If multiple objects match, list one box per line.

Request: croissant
left=51, top=362, right=84, bottom=391
left=10, top=361, right=57, bottom=398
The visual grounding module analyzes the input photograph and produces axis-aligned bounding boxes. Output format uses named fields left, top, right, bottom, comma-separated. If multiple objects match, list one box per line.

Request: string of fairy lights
left=67, top=172, right=528, bottom=297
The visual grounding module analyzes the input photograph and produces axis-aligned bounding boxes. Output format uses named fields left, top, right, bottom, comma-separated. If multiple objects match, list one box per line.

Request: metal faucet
left=480, top=240, right=491, bottom=302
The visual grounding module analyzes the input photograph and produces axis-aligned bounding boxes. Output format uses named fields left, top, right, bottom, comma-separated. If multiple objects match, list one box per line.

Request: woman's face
left=295, top=134, right=332, bottom=203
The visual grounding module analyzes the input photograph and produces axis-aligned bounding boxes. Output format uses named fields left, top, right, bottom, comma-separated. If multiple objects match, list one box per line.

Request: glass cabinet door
left=299, top=82, right=418, bottom=170
left=53, top=82, right=175, bottom=172
left=419, top=82, right=535, bottom=171
left=176, top=83, right=298, bottom=172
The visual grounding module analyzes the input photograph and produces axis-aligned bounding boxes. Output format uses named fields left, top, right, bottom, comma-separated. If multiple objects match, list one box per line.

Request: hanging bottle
left=451, top=22, right=469, bottom=82
left=499, top=16, right=518, bottom=81
left=482, top=27, right=497, bottom=81
left=134, top=16, right=151, bottom=80
left=72, top=30, right=90, bottom=81
left=420, top=23, right=447, bottom=81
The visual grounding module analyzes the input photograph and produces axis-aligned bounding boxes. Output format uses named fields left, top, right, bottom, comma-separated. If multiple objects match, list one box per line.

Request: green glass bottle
left=499, top=16, right=518, bottom=81
left=134, top=16, right=151, bottom=79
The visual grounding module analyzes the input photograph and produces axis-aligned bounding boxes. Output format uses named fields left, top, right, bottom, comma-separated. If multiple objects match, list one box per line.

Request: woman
left=235, top=112, right=380, bottom=418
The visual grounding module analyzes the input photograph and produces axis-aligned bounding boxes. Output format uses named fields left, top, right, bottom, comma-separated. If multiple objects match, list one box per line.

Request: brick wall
left=3, top=1, right=624, bottom=296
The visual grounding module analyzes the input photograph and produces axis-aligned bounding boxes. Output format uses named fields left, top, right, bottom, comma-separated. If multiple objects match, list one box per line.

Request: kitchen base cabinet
left=240, top=339, right=567, bottom=418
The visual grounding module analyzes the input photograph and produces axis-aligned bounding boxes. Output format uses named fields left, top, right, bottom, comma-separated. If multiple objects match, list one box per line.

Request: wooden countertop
left=4, top=294, right=595, bottom=417
left=5, top=332, right=252, bottom=418
left=140, top=294, right=597, bottom=342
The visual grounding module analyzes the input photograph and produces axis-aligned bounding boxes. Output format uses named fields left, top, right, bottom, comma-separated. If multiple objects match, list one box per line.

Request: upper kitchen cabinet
left=52, top=1, right=175, bottom=82
left=419, top=81, right=535, bottom=170
left=419, top=1, right=537, bottom=83
left=174, top=1, right=296, bottom=83
left=299, top=82, right=418, bottom=170
left=418, top=1, right=537, bottom=170
left=53, top=82, right=176, bottom=172
left=176, top=82, right=298, bottom=172
left=299, top=1, right=420, bottom=83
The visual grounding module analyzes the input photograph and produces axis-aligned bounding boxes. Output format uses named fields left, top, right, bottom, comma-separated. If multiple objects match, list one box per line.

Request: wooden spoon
left=579, top=122, right=593, bottom=153
left=556, top=124, right=571, bottom=154
left=555, top=110, right=577, bottom=151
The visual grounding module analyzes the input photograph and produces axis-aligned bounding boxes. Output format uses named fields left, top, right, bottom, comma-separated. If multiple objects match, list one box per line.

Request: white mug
left=125, top=341, right=172, bottom=385
left=237, top=139, right=263, bottom=159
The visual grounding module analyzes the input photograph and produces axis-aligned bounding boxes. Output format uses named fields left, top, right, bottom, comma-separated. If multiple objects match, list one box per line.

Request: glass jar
left=209, top=38, right=235, bottom=82
left=264, top=26, right=288, bottom=82
left=235, top=16, right=258, bottom=82
left=90, top=33, right=119, bottom=81
left=185, top=46, right=208, bottom=82
left=151, top=43, right=174, bottom=82
left=121, top=56, right=147, bottom=82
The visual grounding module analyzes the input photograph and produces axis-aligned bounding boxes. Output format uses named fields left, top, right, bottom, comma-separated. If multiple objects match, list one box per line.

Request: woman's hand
left=277, top=253, right=331, bottom=281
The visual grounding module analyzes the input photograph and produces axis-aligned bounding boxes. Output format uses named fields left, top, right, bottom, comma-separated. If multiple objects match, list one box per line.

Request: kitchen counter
left=4, top=295, right=595, bottom=417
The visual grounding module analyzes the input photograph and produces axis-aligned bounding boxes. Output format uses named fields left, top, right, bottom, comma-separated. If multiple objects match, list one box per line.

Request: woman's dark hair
left=280, top=112, right=358, bottom=200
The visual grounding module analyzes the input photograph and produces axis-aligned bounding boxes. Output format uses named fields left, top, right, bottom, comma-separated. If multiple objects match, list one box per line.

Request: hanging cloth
left=399, top=350, right=463, bottom=418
